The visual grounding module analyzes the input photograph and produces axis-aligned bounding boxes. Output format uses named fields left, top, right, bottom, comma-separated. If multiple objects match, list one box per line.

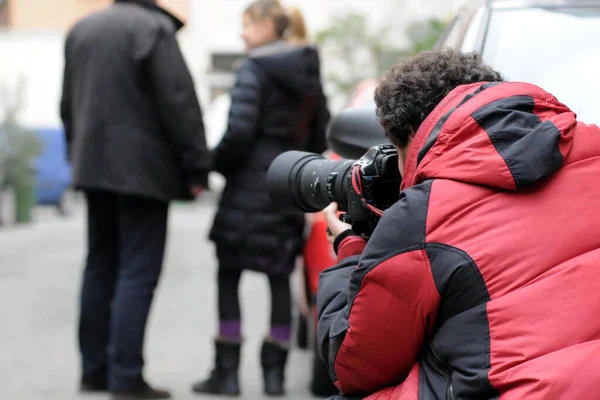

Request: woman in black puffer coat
left=192, top=0, right=330, bottom=397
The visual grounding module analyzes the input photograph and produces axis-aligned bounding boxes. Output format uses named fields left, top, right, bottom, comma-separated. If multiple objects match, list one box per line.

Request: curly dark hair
left=374, top=49, right=504, bottom=147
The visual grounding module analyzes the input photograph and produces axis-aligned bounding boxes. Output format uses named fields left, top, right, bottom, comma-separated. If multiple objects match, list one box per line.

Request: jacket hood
left=114, top=0, right=184, bottom=30
left=401, top=81, right=577, bottom=191
left=249, top=41, right=322, bottom=97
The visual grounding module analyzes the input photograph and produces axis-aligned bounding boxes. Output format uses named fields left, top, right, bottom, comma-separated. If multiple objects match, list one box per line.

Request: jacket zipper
left=446, top=382, right=454, bottom=400
left=430, top=343, right=454, bottom=400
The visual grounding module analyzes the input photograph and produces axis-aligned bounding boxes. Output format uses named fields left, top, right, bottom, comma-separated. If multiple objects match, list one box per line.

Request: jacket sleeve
left=317, top=184, right=441, bottom=396
left=211, top=60, right=262, bottom=176
left=60, top=34, right=73, bottom=162
left=308, top=89, right=331, bottom=154
left=145, top=29, right=211, bottom=188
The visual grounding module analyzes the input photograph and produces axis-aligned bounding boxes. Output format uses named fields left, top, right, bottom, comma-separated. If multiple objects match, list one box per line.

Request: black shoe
left=80, top=379, right=108, bottom=393
left=111, top=380, right=171, bottom=400
left=261, top=338, right=289, bottom=396
left=191, top=338, right=241, bottom=396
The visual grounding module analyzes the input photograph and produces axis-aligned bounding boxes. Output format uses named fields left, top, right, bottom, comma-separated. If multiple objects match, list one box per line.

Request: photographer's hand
left=323, top=202, right=352, bottom=245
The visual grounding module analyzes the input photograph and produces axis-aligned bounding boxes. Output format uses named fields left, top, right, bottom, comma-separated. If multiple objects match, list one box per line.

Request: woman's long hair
left=244, top=0, right=309, bottom=44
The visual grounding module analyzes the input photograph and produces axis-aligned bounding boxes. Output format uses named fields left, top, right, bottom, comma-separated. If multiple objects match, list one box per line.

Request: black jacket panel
left=210, top=41, right=330, bottom=274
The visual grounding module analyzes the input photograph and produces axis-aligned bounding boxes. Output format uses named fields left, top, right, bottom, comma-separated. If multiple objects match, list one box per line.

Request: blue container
left=34, top=128, right=72, bottom=205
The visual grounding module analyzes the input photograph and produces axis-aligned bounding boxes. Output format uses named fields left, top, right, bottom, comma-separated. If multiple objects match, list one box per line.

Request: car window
left=483, top=7, right=600, bottom=124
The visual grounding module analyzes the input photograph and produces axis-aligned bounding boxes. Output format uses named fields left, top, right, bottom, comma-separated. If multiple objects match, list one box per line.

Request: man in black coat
left=60, top=1, right=210, bottom=398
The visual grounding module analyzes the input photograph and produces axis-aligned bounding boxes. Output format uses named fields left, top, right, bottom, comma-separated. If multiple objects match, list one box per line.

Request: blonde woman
left=193, top=0, right=330, bottom=396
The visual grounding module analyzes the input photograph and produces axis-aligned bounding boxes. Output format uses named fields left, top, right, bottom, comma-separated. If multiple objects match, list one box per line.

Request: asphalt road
left=0, top=197, right=320, bottom=400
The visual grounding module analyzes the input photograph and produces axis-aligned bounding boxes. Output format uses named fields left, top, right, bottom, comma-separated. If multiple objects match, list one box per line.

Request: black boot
left=191, top=338, right=241, bottom=396
left=260, top=338, right=289, bottom=396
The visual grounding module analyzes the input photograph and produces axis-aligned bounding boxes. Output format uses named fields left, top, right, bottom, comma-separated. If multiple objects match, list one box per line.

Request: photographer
left=317, top=49, right=600, bottom=399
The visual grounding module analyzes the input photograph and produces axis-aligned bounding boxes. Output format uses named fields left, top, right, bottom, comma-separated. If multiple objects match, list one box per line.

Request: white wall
left=0, top=30, right=66, bottom=128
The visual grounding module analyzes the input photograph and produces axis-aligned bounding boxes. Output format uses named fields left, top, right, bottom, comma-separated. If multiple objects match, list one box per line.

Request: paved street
left=0, top=197, right=318, bottom=400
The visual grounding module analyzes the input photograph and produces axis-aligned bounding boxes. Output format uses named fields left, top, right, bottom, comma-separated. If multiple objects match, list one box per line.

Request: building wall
left=8, top=0, right=190, bottom=31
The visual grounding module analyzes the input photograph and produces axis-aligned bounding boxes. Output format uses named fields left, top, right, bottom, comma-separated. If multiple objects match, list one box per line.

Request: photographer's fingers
left=323, top=202, right=339, bottom=228
left=324, top=202, right=352, bottom=240
left=324, top=205, right=337, bottom=244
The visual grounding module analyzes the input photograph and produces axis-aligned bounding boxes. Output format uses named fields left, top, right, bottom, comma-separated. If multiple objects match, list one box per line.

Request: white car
left=436, top=0, right=600, bottom=124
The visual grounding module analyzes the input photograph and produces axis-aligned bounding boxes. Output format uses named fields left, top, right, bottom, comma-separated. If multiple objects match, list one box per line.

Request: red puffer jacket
left=317, top=81, right=600, bottom=400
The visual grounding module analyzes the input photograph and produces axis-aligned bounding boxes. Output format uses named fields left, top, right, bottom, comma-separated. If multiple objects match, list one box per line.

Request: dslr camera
left=267, top=107, right=402, bottom=238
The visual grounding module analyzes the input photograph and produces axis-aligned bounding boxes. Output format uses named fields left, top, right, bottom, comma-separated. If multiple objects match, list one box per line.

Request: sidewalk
left=0, top=201, right=317, bottom=400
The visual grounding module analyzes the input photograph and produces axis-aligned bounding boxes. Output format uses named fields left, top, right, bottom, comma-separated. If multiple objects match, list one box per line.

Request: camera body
left=341, top=144, right=401, bottom=237
left=267, top=144, right=401, bottom=239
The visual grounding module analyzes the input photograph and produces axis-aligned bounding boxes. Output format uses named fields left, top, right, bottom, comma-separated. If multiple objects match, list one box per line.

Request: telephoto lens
left=267, top=151, right=354, bottom=213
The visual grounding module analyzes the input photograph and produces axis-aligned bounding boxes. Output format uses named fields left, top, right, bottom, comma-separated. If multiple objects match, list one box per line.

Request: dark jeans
left=78, top=190, right=169, bottom=390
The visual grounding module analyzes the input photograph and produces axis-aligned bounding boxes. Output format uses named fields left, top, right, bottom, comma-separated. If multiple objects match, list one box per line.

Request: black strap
left=333, top=229, right=359, bottom=255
